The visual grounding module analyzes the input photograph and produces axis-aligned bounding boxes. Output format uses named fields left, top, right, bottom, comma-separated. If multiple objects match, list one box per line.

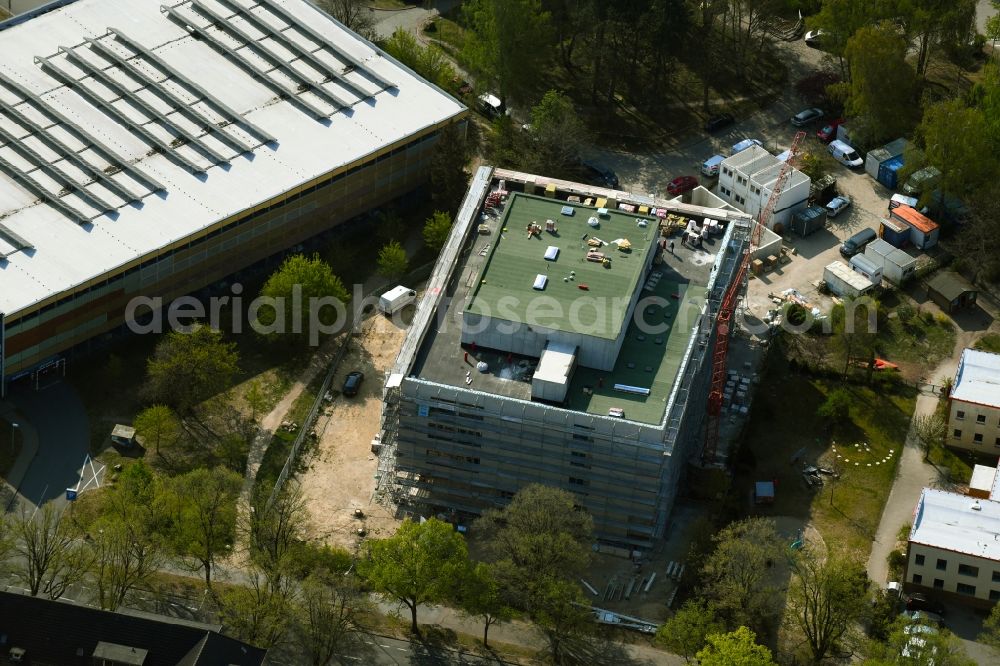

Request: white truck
left=378, top=285, right=416, bottom=315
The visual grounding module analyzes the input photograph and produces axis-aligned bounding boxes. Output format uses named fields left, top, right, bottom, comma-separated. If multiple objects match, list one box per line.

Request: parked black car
left=581, top=161, right=620, bottom=189
left=342, top=371, right=364, bottom=397
left=704, top=113, right=735, bottom=133
left=906, top=593, right=946, bottom=616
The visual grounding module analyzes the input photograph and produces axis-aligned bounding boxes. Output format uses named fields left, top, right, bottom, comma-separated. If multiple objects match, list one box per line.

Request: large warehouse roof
left=0, top=0, right=465, bottom=316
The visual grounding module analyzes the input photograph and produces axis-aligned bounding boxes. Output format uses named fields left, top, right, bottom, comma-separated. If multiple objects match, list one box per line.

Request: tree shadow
left=560, top=634, right=660, bottom=666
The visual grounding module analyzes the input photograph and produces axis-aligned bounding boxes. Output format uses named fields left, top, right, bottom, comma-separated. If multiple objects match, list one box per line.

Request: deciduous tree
left=163, top=467, right=242, bottom=589
left=462, top=0, right=553, bottom=108
left=459, top=562, right=515, bottom=648
left=476, top=484, right=593, bottom=604
left=981, top=600, right=1000, bottom=654
left=133, top=404, right=180, bottom=456
left=376, top=241, right=408, bottom=279
left=916, top=99, right=997, bottom=207
left=258, top=254, right=350, bottom=339
left=788, top=551, right=870, bottom=664
left=526, top=90, right=588, bottom=176
left=843, top=23, right=918, bottom=145
left=701, top=517, right=783, bottom=634
left=145, top=325, right=239, bottom=413
left=382, top=28, right=456, bottom=89
left=655, top=599, right=725, bottom=663
left=696, top=626, right=777, bottom=666
left=422, top=210, right=453, bottom=252
left=361, top=518, right=469, bottom=634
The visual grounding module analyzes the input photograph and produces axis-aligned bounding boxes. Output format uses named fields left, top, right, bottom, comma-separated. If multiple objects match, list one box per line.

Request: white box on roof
left=531, top=342, right=577, bottom=402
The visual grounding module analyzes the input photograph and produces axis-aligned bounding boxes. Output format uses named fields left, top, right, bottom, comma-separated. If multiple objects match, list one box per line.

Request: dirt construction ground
left=299, top=312, right=408, bottom=551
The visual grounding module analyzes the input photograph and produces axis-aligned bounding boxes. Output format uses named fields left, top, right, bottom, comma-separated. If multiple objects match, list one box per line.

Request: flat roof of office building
left=910, top=488, right=1000, bottom=561
left=0, top=0, right=465, bottom=317
left=412, top=184, right=721, bottom=426
left=465, top=193, right=657, bottom=341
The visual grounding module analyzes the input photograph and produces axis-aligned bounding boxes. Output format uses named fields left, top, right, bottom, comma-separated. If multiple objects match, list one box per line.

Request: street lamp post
left=10, top=422, right=18, bottom=453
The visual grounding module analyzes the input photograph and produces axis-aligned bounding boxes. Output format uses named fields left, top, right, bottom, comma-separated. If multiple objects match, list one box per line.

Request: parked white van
left=828, top=140, right=863, bottom=168
left=378, top=285, right=416, bottom=315
left=701, top=154, right=725, bottom=177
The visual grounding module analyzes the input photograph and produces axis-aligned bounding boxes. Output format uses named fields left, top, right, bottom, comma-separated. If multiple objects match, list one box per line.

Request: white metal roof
left=533, top=342, right=576, bottom=385
left=910, top=488, right=1000, bottom=560
left=721, top=145, right=809, bottom=191
left=952, top=348, right=1000, bottom=409
left=0, top=0, right=465, bottom=317
left=865, top=239, right=916, bottom=267
left=824, top=261, right=875, bottom=290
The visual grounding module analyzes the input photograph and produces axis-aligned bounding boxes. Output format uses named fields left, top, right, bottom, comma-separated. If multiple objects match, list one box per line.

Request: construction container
left=849, top=253, right=883, bottom=285
left=878, top=156, right=904, bottom=189
left=824, top=261, right=877, bottom=298
left=865, top=148, right=894, bottom=179
left=891, top=206, right=939, bottom=249
left=879, top=217, right=910, bottom=249
left=864, top=238, right=917, bottom=285
left=790, top=205, right=827, bottom=238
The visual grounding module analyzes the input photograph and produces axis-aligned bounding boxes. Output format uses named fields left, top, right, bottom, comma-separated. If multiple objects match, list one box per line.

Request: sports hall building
left=0, top=0, right=466, bottom=394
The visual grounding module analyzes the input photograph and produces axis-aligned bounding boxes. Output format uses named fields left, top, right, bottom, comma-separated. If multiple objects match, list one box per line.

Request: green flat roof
left=568, top=279, right=706, bottom=425
left=466, top=193, right=656, bottom=341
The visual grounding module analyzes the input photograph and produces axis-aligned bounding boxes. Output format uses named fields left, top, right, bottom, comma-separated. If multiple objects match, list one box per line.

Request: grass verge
left=254, top=364, right=330, bottom=490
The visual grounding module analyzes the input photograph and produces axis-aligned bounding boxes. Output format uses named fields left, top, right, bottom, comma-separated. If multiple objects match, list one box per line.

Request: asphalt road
left=333, top=634, right=519, bottom=666
left=6, top=381, right=90, bottom=514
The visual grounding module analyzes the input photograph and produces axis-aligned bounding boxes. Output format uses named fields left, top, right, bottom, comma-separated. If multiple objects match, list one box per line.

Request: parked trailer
left=824, top=261, right=878, bottom=298
left=849, top=253, right=883, bottom=285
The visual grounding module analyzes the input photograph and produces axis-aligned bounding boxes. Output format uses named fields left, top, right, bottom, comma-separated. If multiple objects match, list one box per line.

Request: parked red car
left=667, top=175, right=699, bottom=196
left=816, top=118, right=845, bottom=143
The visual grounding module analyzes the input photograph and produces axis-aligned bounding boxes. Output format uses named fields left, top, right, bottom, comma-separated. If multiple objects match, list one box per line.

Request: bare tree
left=294, top=569, right=371, bottom=665
left=218, top=565, right=294, bottom=648
left=787, top=550, right=870, bottom=664
left=913, top=413, right=948, bottom=462
left=89, top=518, right=163, bottom=611
left=240, top=482, right=310, bottom=589
left=12, top=505, right=90, bottom=600
left=316, top=0, right=378, bottom=41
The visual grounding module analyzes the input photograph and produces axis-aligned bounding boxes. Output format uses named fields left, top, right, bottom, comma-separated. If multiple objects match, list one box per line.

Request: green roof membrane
left=466, top=193, right=656, bottom=340
left=568, top=279, right=706, bottom=425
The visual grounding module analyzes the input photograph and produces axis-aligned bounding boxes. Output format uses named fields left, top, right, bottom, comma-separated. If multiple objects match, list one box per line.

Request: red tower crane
left=702, top=131, right=806, bottom=464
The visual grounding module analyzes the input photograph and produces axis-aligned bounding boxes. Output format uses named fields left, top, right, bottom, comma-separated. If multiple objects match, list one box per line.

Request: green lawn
left=737, top=353, right=916, bottom=555
left=975, top=333, right=1000, bottom=354
left=877, top=308, right=956, bottom=367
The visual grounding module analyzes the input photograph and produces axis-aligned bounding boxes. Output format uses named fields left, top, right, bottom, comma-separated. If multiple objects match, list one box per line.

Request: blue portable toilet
left=878, top=156, right=904, bottom=189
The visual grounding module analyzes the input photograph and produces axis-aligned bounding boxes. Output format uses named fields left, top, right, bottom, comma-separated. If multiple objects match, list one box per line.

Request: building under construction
left=379, top=167, right=751, bottom=549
